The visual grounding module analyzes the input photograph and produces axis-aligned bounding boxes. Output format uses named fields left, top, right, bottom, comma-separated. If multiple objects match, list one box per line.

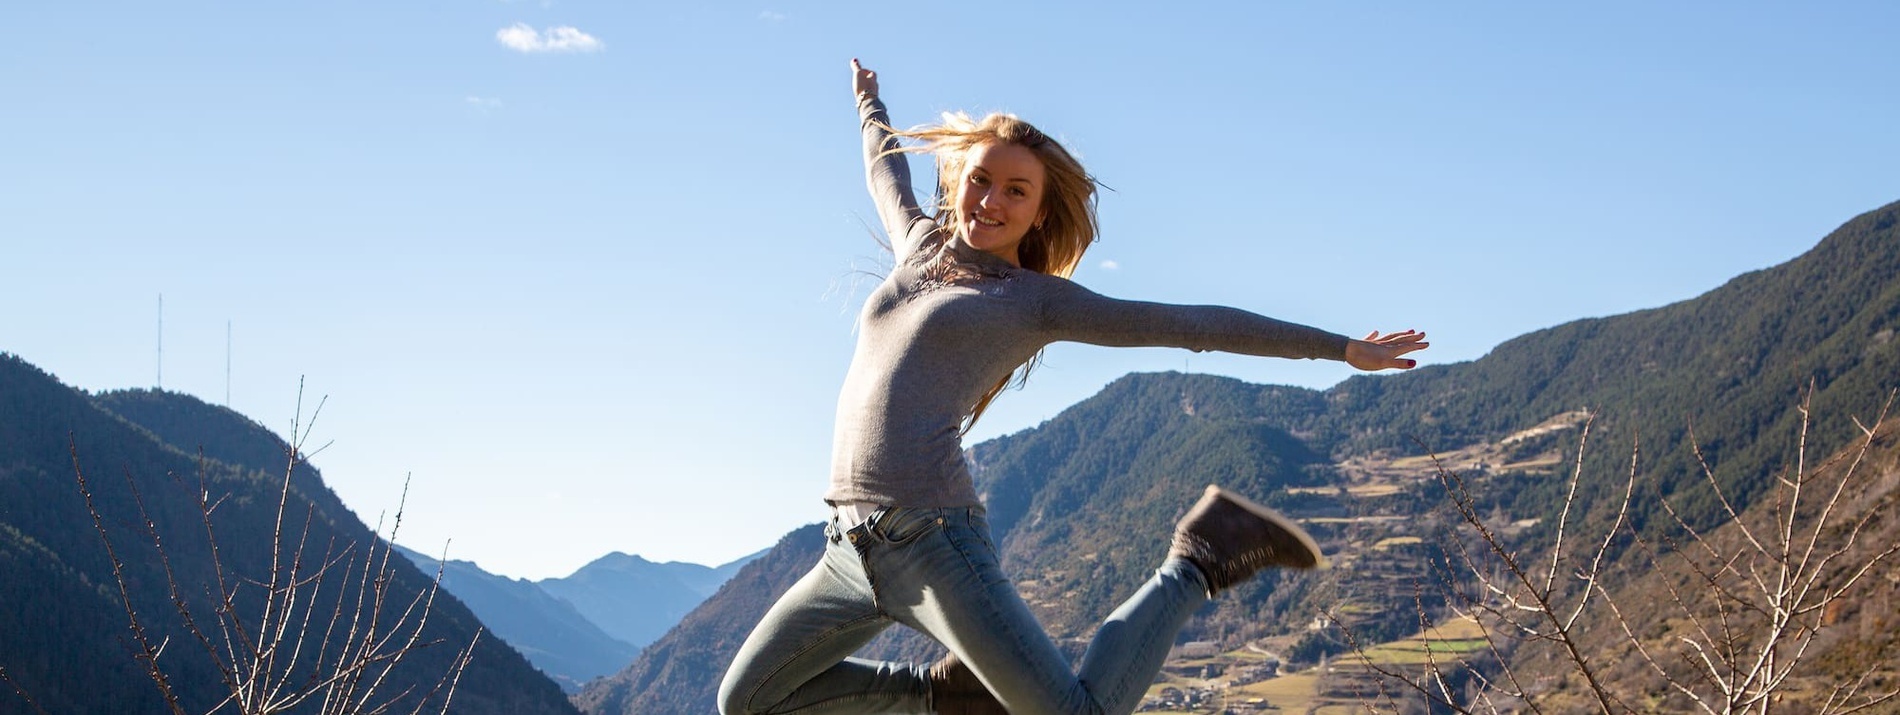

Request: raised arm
left=852, top=59, right=932, bottom=260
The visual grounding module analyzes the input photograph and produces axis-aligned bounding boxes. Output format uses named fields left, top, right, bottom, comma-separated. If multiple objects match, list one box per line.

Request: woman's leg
left=719, top=521, right=933, bottom=715
left=1070, top=558, right=1210, bottom=711
left=860, top=506, right=1209, bottom=715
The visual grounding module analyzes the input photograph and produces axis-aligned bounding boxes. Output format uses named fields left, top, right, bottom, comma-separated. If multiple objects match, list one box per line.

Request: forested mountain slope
left=0, top=358, right=579, bottom=714
left=1323, top=200, right=1900, bottom=532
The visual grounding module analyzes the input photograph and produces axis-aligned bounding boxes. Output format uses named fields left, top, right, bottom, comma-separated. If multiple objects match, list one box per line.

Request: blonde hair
left=892, top=111, right=1101, bottom=432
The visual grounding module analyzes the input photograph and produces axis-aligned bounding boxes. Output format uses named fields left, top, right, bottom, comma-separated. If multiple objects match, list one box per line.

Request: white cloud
left=496, top=23, right=604, bottom=53
left=1099, top=259, right=1121, bottom=271
left=758, top=10, right=786, bottom=21
left=465, top=96, right=503, bottom=110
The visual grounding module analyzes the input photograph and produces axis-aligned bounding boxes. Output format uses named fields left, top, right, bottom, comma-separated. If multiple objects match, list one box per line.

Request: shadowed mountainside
left=0, top=364, right=580, bottom=715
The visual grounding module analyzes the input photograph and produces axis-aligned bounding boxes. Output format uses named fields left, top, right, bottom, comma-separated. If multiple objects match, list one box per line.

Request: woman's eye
left=969, top=175, right=988, bottom=186
left=1008, top=187, right=1026, bottom=198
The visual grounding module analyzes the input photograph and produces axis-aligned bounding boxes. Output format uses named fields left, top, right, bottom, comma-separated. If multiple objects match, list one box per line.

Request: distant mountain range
left=395, top=545, right=760, bottom=692
left=539, top=550, right=758, bottom=652
left=0, top=361, right=579, bottom=714
left=574, top=525, right=827, bottom=715
left=578, top=200, right=1900, bottom=714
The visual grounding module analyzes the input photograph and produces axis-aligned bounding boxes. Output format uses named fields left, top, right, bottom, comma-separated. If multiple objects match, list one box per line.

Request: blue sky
left=5, top=2, right=1897, bottom=579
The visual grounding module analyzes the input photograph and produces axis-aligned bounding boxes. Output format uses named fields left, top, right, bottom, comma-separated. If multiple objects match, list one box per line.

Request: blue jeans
left=717, top=506, right=1210, bottom=715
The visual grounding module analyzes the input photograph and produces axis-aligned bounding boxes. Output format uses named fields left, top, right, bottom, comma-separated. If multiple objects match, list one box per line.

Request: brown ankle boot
left=926, top=652, right=1007, bottom=714
left=1170, top=484, right=1326, bottom=595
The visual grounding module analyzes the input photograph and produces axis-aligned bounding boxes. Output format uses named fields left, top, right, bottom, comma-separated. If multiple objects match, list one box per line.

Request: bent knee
left=716, top=668, right=766, bottom=715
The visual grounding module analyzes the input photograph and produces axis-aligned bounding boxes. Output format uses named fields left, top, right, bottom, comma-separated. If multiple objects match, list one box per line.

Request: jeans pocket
left=871, top=507, right=945, bottom=546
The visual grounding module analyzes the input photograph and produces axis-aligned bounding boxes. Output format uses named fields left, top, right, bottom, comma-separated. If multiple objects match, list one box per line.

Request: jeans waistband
left=833, top=501, right=883, bottom=531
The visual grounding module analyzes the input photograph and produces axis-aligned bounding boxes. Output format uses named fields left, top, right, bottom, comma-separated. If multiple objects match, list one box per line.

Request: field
left=1139, top=617, right=1490, bottom=713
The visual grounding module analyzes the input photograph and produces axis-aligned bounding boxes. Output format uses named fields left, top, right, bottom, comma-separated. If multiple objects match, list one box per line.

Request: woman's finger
left=1366, top=329, right=1425, bottom=345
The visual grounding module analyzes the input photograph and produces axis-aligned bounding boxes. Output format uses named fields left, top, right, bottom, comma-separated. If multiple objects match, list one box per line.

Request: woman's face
left=955, top=141, right=1046, bottom=267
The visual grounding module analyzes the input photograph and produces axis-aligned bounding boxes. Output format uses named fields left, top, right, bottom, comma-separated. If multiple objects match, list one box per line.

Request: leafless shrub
left=72, top=384, right=481, bottom=715
left=1603, top=388, right=1900, bottom=715
left=1332, top=388, right=1899, bottom=714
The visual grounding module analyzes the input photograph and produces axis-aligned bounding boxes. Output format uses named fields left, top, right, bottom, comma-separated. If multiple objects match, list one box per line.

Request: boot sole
left=1207, top=485, right=1329, bottom=570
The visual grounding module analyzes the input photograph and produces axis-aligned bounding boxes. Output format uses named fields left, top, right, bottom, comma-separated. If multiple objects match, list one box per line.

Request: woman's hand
left=851, top=58, right=879, bottom=99
left=1344, top=330, right=1429, bottom=371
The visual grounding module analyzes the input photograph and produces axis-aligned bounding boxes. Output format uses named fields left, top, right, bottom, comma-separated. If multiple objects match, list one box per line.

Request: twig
left=0, top=663, right=51, bottom=715
left=71, top=435, right=190, bottom=715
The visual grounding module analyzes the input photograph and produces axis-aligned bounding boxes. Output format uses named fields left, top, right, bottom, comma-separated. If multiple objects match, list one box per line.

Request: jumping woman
left=717, top=59, right=1429, bottom=715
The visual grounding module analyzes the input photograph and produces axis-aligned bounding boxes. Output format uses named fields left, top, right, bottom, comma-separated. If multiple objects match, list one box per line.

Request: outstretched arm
left=852, top=59, right=931, bottom=260
left=1036, top=278, right=1429, bottom=369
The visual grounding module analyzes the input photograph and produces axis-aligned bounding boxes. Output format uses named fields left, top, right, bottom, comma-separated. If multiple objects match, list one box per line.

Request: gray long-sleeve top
left=826, top=94, right=1351, bottom=508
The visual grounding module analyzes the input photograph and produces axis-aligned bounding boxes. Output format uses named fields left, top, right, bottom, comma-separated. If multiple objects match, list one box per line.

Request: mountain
left=577, top=198, right=1900, bottom=713
left=394, top=545, right=639, bottom=693
left=0, top=360, right=580, bottom=715
left=1318, top=199, right=1900, bottom=532
left=388, top=545, right=767, bottom=693
left=574, top=525, right=827, bottom=715
left=539, top=551, right=762, bottom=651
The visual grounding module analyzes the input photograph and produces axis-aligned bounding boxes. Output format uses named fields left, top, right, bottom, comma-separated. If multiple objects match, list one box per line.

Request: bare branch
left=70, top=435, right=190, bottom=715
left=1544, top=414, right=1596, bottom=598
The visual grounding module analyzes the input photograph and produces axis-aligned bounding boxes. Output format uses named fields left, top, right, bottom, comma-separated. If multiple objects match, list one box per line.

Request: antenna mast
left=156, top=294, right=164, bottom=389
